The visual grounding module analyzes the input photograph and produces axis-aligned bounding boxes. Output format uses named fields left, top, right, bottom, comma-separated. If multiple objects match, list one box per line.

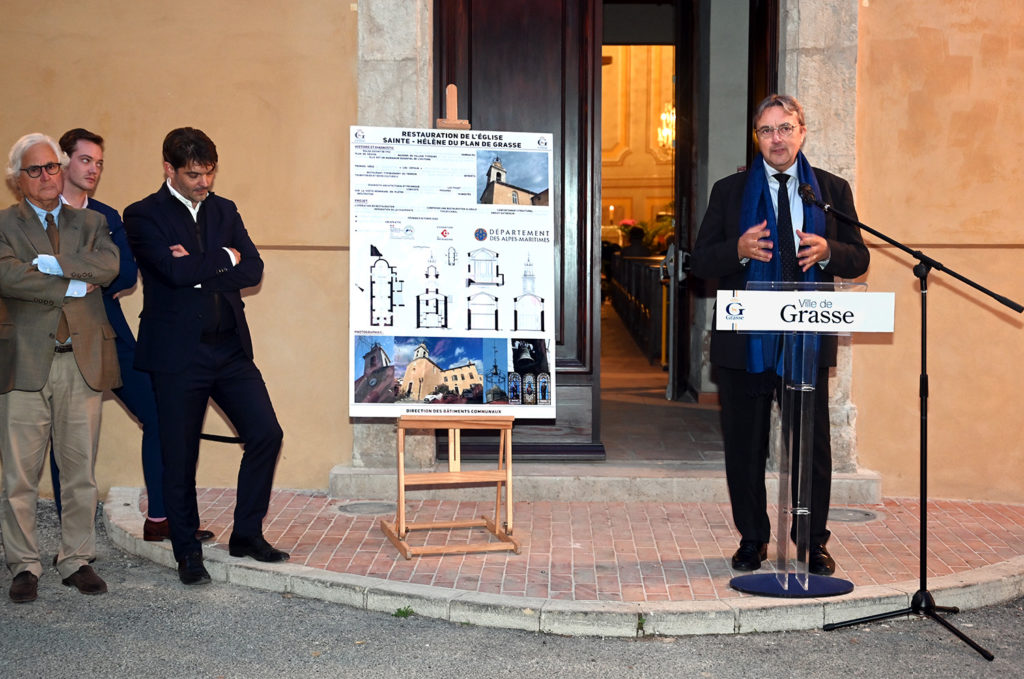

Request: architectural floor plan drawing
left=367, top=245, right=404, bottom=326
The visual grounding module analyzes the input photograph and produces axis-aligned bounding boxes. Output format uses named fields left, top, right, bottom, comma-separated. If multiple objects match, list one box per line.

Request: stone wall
left=352, top=0, right=437, bottom=470
left=779, top=0, right=861, bottom=472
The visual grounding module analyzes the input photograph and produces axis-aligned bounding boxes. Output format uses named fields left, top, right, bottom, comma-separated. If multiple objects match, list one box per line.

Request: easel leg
left=396, top=426, right=407, bottom=537
left=503, top=429, right=513, bottom=535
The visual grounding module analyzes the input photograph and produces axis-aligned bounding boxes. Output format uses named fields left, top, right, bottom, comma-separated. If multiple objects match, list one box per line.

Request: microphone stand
left=801, top=186, right=1021, bottom=661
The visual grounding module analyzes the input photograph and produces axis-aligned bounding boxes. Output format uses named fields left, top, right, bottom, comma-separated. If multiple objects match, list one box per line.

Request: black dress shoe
left=731, top=542, right=768, bottom=571
left=9, top=571, right=38, bottom=603
left=809, top=543, right=836, bottom=576
left=228, top=534, right=290, bottom=563
left=178, top=552, right=212, bottom=586
left=61, top=565, right=108, bottom=595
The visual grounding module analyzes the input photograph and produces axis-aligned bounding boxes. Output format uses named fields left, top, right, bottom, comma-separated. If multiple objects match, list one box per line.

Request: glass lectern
left=728, top=280, right=862, bottom=598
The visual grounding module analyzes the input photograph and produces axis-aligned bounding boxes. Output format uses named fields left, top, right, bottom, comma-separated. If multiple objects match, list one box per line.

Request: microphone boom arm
left=810, top=183, right=1015, bottom=661
left=798, top=184, right=1023, bottom=313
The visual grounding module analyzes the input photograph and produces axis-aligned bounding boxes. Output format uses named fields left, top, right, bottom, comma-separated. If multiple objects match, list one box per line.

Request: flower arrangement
left=617, top=208, right=674, bottom=253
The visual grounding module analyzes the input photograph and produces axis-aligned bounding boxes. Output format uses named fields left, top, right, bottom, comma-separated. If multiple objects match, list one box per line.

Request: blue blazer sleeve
left=88, top=198, right=138, bottom=298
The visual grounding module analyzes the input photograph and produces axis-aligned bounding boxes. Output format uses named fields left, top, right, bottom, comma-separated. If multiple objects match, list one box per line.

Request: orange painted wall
left=855, top=2, right=1024, bottom=501
left=0, top=2, right=358, bottom=493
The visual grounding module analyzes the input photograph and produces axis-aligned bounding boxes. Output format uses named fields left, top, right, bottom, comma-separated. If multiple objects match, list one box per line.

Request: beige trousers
left=0, top=351, right=103, bottom=579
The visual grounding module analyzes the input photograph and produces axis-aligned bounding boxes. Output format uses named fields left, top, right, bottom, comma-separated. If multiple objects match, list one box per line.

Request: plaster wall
left=855, top=1, right=1024, bottom=501
left=0, top=1, right=359, bottom=494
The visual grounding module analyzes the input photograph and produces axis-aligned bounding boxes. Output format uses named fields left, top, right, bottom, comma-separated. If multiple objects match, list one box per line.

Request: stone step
left=329, top=462, right=881, bottom=505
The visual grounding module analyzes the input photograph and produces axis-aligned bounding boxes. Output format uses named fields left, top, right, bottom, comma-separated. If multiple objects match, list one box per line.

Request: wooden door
left=435, top=0, right=604, bottom=456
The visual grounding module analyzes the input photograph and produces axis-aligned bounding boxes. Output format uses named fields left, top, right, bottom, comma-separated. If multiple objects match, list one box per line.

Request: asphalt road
left=1, top=501, right=1021, bottom=678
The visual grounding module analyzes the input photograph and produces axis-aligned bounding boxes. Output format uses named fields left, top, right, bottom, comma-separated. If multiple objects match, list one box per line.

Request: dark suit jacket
left=123, top=183, right=264, bottom=373
left=86, top=198, right=139, bottom=347
left=0, top=200, right=121, bottom=391
left=691, top=166, right=870, bottom=370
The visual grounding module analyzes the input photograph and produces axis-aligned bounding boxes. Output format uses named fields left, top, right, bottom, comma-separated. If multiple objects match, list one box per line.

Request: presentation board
left=349, top=126, right=556, bottom=418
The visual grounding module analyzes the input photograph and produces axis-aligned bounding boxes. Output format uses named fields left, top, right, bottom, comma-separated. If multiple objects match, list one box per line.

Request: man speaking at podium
left=691, top=94, right=869, bottom=575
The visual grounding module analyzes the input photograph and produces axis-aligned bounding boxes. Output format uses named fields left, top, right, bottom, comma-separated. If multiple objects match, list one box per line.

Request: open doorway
left=599, top=1, right=722, bottom=463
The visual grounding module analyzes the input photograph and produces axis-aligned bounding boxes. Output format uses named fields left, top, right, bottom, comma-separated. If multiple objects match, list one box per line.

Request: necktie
left=45, top=212, right=59, bottom=251
left=46, top=213, right=71, bottom=344
left=774, top=174, right=799, bottom=282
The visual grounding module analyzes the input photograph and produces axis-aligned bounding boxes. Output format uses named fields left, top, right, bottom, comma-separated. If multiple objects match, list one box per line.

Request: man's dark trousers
left=150, top=333, right=282, bottom=561
left=717, top=365, right=832, bottom=547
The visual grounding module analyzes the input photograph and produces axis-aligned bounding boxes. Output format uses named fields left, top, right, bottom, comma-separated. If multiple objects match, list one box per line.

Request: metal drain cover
left=337, top=499, right=397, bottom=516
left=336, top=501, right=396, bottom=516
left=828, top=508, right=879, bottom=523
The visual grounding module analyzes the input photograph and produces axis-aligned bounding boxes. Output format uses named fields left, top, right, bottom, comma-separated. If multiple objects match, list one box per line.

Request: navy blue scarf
left=738, top=151, right=826, bottom=379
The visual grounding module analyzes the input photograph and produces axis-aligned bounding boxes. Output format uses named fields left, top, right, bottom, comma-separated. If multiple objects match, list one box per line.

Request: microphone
left=798, top=183, right=826, bottom=209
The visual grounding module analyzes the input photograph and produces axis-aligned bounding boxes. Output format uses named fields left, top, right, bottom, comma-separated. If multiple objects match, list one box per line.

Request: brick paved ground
left=142, top=490, right=1024, bottom=603
left=134, top=304, right=1024, bottom=604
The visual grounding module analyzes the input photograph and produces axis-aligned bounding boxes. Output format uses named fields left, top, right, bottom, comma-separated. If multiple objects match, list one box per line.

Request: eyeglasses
left=20, top=162, right=62, bottom=178
left=755, top=123, right=799, bottom=139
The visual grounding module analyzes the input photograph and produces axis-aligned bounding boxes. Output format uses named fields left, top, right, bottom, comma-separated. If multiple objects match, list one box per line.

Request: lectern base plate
left=729, top=572, right=854, bottom=598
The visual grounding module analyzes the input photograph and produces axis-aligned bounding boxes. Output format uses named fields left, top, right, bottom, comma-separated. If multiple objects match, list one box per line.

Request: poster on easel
left=349, top=125, right=556, bottom=419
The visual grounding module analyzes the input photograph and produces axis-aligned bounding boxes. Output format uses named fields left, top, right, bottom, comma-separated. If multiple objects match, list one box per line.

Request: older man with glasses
left=691, top=95, right=870, bottom=577
left=0, top=133, right=120, bottom=603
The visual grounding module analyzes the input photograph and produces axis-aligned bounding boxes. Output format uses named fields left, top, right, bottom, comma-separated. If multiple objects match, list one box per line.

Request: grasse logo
left=725, top=301, right=745, bottom=318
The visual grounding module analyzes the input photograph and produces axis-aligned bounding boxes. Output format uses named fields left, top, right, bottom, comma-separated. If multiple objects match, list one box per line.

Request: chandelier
left=657, top=103, right=676, bottom=149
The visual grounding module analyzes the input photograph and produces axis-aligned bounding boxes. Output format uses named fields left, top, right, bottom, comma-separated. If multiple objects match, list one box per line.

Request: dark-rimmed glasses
left=20, top=162, right=62, bottom=178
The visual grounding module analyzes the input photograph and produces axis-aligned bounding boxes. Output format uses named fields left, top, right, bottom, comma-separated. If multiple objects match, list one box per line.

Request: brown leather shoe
left=143, top=518, right=170, bottom=541
left=9, top=571, right=38, bottom=603
left=61, top=565, right=108, bottom=595
left=144, top=518, right=215, bottom=542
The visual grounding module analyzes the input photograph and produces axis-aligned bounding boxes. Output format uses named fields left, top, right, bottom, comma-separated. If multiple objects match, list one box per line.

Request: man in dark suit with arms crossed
left=124, top=127, right=287, bottom=586
left=691, top=95, right=869, bottom=575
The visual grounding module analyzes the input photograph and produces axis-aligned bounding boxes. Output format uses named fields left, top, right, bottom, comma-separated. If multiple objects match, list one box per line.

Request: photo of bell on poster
left=349, top=126, right=556, bottom=418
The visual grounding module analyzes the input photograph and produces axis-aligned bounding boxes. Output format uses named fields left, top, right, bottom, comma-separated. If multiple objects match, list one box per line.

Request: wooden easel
left=435, top=83, right=470, bottom=130
left=379, top=86, right=520, bottom=559
left=380, top=415, right=520, bottom=559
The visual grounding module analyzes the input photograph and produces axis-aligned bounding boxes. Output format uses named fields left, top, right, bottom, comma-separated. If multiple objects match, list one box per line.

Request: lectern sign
left=349, top=126, right=556, bottom=418
left=716, top=290, right=895, bottom=333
